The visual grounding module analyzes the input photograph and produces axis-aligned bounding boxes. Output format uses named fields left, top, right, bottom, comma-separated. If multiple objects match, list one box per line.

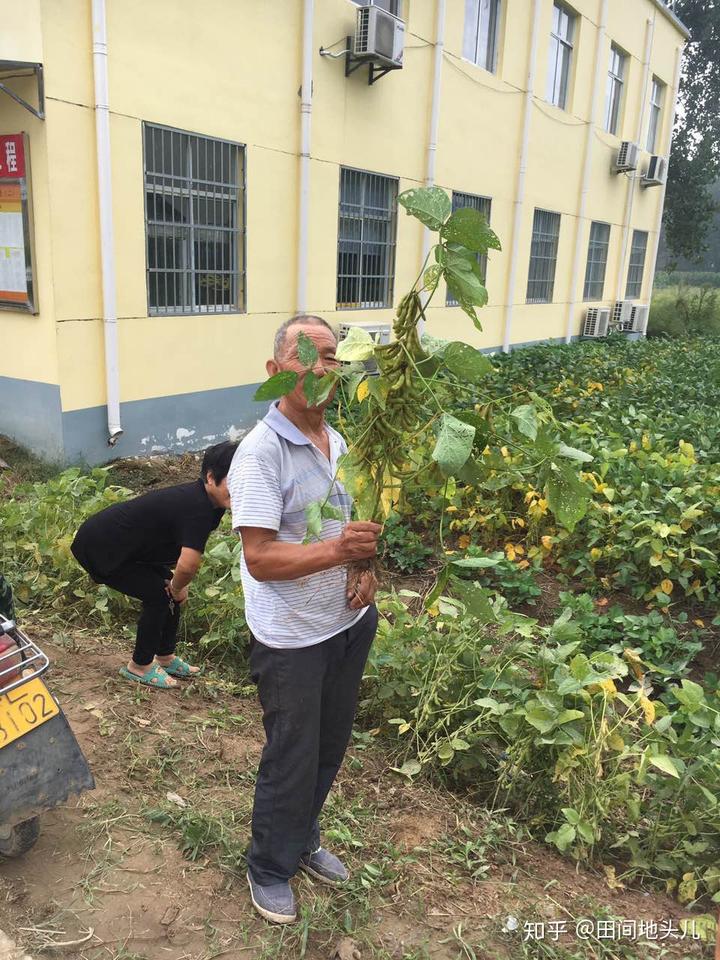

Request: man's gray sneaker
left=299, top=847, right=349, bottom=885
left=247, top=871, right=297, bottom=924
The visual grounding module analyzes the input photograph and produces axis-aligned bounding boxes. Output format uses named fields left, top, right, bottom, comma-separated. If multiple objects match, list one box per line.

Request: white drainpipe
left=502, top=0, right=542, bottom=353
left=644, top=43, right=683, bottom=332
left=296, top=0, right=314, bottom=313
left=615, top=16, right=654, bottom=303
left=92, top=0, right=122, bottom=445
left=565, top=0, right=608, bottom=343
left=418, top=0, right=445, bottom=335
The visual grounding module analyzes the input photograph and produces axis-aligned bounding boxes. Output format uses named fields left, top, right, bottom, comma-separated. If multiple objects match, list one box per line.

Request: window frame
left=625, top=229, right=648, bottom=299
left=351, top=0, right=402, bottom=16
left=646, top=77, right=665, bottom=153
left=526, top=208, right=562, bottom=305
left=446, top=190, right=492, bottom=306
left=336, top=166, right=399, bottom=311
left=583, top=221, right=611, bottom=301
left=462, top=0, right=502, bottom=74
left=546, top=2, right=575, bottom=110
left=142, top=122, right=245, bottom=317
left=604, top=42, right=627, bottom=136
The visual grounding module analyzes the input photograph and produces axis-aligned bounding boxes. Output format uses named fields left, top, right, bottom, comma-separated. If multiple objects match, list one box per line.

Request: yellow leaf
left=356, top=380, right=370, bottom=402
left=505, top=543, right=516, bottom=562
left=599, top=678, right=617, bottom=698
left=608, top=731, right=625, bottom=751
left=514, top=543, right=525, bottom=556
left=623, top=648, right=644, bottom=680
left=590, top=547, right=602, bottom=561
left=603, top=865, right=625, bottom=890
left=445, top=505, right=458, bottom=513
left=660, top=578, right=673, bottom=595
left=518, top=559, right=530, bottom=569
left=694, top=619, right=705, bottom=628
left=428, top=605, right=439, bottom=617
left=541, top=535, right=553, bottom=550
left=639, top=694, right=655, bottom=725
left=458, top=535, right=471, bottom=549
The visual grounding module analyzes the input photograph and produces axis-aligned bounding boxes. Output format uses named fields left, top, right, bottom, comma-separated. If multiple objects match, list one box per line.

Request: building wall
left=0, top=0, right=686, bottom=463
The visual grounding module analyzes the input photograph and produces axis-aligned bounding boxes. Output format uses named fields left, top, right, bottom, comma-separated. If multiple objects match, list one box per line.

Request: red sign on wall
left=0, top=135, right=26, bottom=179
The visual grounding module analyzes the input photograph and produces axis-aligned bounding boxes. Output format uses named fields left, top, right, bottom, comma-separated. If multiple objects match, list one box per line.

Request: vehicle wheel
left=0, top=817, right=41, bottom=859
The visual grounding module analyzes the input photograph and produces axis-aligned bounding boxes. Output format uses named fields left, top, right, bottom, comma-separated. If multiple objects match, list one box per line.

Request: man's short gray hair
left=273, top=314, right=337, bottom=361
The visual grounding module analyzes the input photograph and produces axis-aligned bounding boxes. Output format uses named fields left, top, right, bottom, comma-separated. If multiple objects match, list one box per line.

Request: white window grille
left=462, top=0, right=501, bottom=73
left=625, top=230, right=648, bottom=299
left=143, top=124, right=245, bottom=316
left=337, top=168, right=398, bottom=310
left=546, top=2, right=575, bottom=110
left=646, top=77, right=665, bottom=153
left=583, top=221, right=610, bottom=300
left=604, top=43, right=626, bottom=135
left=447, top=191, right=492, bottom=306
left=526, top=209, right=561, bottom=304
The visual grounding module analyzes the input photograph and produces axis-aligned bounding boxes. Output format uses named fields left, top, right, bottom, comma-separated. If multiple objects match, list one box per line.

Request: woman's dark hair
left=201, top=440, right=238, bottom=483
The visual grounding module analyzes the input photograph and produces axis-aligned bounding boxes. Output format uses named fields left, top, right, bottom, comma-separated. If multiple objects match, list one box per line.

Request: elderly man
left=228, top=314, right=381, bottom=924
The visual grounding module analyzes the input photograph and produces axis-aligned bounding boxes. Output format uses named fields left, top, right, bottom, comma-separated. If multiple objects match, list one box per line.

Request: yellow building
left=0, top=0, right=688, bottom=463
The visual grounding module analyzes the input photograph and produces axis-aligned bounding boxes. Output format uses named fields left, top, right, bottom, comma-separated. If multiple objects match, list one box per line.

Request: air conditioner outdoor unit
left=338, top=321, right=391, bottom=375
left=612, top=300, right=634, bottom=330
left=583, top=307, right=611, bottom=338
left=642, top=155, right=668, bottom=187
left=354, top=5, right=405, bottom=68
left=629, top=303, right=649, bottom=333
left=614, top=141, right=640, bottom=173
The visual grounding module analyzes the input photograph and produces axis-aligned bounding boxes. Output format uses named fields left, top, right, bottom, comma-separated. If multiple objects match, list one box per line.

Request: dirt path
left=0, top=624, right=712, bottom=960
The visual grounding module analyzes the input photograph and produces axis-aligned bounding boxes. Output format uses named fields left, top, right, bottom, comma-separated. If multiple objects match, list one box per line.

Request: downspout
left=614, top=16, right=654, bottom=303
left=91, top=0, right=122, bottom=445
left=565, top=0, right=608, bottom=343
left=502, top=0, right=542, bottom=353
left=296, top=0, right=314, bottom=313
left=418, top=0, right=445, bottom=336
left=644, top=43, right=683, bottom=332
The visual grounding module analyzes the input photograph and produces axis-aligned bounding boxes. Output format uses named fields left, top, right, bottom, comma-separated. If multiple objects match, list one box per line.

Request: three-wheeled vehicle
left=0, top=575, right=94, bottom=858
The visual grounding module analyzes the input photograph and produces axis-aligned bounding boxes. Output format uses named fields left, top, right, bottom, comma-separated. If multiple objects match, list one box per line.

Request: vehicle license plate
left=0, top=678, right=59, bottom=749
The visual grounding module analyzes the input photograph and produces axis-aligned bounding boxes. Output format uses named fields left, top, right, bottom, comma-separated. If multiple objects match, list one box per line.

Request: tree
left=663, top=0, right=720, bottom=263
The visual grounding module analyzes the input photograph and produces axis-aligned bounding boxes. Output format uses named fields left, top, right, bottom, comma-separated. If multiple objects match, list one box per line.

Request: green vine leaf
left=398, top=186, right=452, bottom=231
left=441, top=207, right=502, bottom=253
left=432, top=414, right=475, bottom=476
left=253, top=371, right=298, bottom=401
left=296, top=330, right=318, bottom=368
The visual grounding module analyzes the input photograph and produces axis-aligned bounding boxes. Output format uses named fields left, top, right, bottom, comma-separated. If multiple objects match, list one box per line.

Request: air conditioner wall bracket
left=343, top=36, right=402, bottom=85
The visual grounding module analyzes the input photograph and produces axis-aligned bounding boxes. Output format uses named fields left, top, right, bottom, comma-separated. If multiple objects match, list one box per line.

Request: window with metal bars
left=546, top=2, right=575, bottom=110
left=604, top=43, right=626, bottom=135
left=337, top=168, right=398, bottom=310
left=625, top=230, right=648, bottom=299
left=462, top=0, right=501, bottom=73
left=143, top=124, right=245, bottom=316
left=446, top=191, right=492, bottom=306
left=583, top=221, right=610, bottom=301
left=646, top=77, right=665, bottom=153
left=526, top=209, right=561, bottom=304
left=351, top=0, right=402, bottom=15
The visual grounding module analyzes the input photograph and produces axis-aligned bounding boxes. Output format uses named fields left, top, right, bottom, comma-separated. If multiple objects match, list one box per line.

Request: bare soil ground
left=0, top=623, right=712, bottom=960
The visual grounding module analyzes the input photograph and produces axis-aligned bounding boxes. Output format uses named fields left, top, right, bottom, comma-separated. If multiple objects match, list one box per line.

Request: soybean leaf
left=296, top=330, right=318, bottom=368
left=511, top=404, right=538, bottom=441
left=423, top=263, right=443, bottom=291
left=398, top=186, right=451, bottom=230
left=451, top=556, right=501, bottom=569
left=443, top=341, right=493, bottom=383
left=648, top=753, right=680, bottom=778
left=450, top=579, right=496, bottom=622
left=336, top=326, right=375, bottom=362
left=432, top=413, right=475, bottom=476
left=558, top=442, right=594, bottom=463
left=420, top=333, right=451, bottom=357
left=392, top=758, right=422, bottom=779
left=254, top=371, right=298, bottom=401
left=343, top=371, right=365, bottom=403
left=303, top=371, right=336, bottom=407
left=440, top=207, right=502, bottom=253
left=545, top=462, right=591, bottom=532
left=304, top=501, right=323, bottom=540
left=321, top=502, right=344, bottom=521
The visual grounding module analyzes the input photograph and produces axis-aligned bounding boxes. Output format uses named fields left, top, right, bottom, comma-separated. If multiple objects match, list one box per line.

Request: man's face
left=206, top=474, right=231, bottom=509
left=267, top=323, right=339, bottom=410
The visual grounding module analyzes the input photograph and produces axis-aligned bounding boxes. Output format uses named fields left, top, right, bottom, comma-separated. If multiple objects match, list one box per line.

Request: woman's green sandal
left=118, top=663, right=177, bottom=689
left=162, top=655, right=203, bottom=679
